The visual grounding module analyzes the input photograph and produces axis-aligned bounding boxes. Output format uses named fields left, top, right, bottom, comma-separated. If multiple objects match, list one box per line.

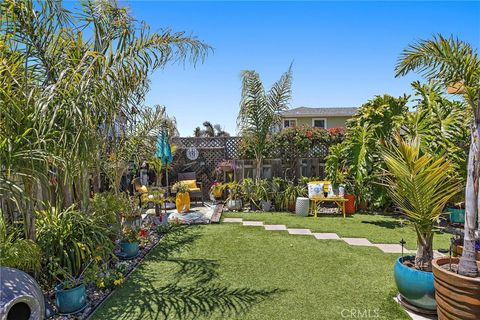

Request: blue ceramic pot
left=120, top=241, right=139, bottom=258
left=393, top=256, right=436, bottom=311
left=447, top=207, right=465, bottom=223
left=54, top=283, right=86, bottom=315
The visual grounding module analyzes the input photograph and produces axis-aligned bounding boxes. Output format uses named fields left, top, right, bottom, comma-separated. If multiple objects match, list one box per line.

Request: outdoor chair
left=178, top=172, right=204, bottom=205
left=132, top=177, right=149, bottom=206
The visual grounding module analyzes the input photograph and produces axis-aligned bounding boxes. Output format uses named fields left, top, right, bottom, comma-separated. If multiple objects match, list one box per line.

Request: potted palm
left=383, top=137, right=461, bottom=313
left=172, top=181, right=190, bottom=213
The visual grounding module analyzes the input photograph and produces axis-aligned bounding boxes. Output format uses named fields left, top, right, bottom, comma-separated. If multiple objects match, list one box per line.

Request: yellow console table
left=310, top=196, right=348, bottom=218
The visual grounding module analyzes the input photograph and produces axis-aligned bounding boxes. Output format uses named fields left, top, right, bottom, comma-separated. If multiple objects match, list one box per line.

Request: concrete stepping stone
left=264, top=224, right=287, bottom=231
left=243, top=220, right=264, bottom=226
left=374, top=243, right=406, bottom=253
left=287, top=228, right=312, bottom=235
left=312, top=233, right=341, bottom=240
left=223, top=218, right=243, bottom=223
left=342, top=237, right=374, bottom=246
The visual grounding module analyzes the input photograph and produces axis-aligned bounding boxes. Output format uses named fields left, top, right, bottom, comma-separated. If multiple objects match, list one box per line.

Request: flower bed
left=46, top=228, right=163, bottom=319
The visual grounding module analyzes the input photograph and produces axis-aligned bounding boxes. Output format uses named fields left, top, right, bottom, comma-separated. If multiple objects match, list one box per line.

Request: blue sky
left=107, top=1, right=480, bottom=135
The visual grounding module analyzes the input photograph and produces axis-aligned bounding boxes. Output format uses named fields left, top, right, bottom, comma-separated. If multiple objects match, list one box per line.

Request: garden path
left=223, top=218, right=446, bottom=257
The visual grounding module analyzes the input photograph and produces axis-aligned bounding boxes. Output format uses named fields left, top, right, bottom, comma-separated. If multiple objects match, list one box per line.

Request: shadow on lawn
left=361, top=219, right=405, bottom=229
left=95, top=224, right=286, bottom=320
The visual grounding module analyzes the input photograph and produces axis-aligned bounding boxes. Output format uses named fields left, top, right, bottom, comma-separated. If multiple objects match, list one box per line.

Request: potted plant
left=172, top=181, right=190, bottom=213
left=118, top=226, right=141, bottom=259
left=216, top=159, right=234, bottom=173
left=255, top=179, right=273, bottom=212
left=210, top=181, right=223, bottom=200
left=445, top=196, right=465, bottom=224
left=240, top=178, right=257, bottom=210
left=283, top=182, right=306, bottom=212
left=383, top=137, right=461, bottom=313
left=222, top=181, right=243, bottom=211
left=52, top=260, right=93, bottom=315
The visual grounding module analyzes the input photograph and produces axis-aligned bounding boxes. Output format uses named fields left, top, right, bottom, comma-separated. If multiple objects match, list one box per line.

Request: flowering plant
left=121, top=226, right=148, bottom=243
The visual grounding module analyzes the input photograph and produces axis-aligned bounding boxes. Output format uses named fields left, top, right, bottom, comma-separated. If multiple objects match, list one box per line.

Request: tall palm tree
left=238, top=65, right=292, bottom=179
left=193, top=122, right=230, bottom=137
left=0, top=0, right=210, bottom=237
left=395, top=34, right=480, bottom=277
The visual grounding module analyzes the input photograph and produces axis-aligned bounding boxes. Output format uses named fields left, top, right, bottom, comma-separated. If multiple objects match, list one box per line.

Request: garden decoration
left=172, top=182, right=191, bottom=213
left=384, top=136, right=461, bottom=313
left=222, top=181, right=243, bottom=211
left=0, top=267, right=46, bottom=320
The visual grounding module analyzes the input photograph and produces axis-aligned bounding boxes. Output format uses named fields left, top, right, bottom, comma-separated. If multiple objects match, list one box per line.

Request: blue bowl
left=54, top=283, right=87, bottom=315
left=393, top=256, right=436, bottom=311
left=119, top=241, right=140, bottom=258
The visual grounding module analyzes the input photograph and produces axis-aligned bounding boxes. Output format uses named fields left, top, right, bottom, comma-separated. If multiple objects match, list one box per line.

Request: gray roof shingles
left=281, top=107, right=357, bottom=117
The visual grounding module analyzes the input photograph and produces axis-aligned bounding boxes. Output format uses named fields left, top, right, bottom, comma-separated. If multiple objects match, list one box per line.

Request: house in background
left=280, top=107, right=357, bottom=129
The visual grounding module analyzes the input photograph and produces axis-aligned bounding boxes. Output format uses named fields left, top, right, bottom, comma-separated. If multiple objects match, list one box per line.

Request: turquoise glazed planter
left=394, top=256, right=436, bottom=311
left=447, top=207, right=465, bottom=223
left=54, top=283, right=86, bottom=315
left=119, top=241, right=139, bottom=259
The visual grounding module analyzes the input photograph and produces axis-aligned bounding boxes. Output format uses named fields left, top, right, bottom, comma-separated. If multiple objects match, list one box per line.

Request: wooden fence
left=170, top=136, right=330, bottom=195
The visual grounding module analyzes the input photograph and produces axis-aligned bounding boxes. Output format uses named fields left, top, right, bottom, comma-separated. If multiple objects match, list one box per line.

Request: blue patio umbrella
left=156, top=128, right=173, bottom=193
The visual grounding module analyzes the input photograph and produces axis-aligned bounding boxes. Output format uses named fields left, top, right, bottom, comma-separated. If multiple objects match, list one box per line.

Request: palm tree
left=193, top=122, right=230, bottom=137
left=395, top=34, right=480, bottom=277
left=383, top=136, right=461, bottom=270
left=238, top=65, right=292, bottom=179
left=0, top=0, right=210, bottom=237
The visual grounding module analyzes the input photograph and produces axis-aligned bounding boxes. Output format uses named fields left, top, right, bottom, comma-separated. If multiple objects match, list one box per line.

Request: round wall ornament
left=186, top=147, right=199, bottom=160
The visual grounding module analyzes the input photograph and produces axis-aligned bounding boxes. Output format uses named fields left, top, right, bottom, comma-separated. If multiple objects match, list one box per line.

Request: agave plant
left=383, top=136, right=461, bottom=271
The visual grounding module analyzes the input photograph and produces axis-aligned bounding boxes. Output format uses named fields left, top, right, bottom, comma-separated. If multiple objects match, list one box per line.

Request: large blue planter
left=393, top=256, right=436, bottom=311
left=447, top=207, right=465, bottom=223
left=119, top=241, right=140, bottom=259
left=54, top=283, right=86, bottom=315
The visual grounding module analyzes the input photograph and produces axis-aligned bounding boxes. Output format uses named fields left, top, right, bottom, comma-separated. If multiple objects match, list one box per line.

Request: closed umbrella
left=155, top=128, right=173, bottom=194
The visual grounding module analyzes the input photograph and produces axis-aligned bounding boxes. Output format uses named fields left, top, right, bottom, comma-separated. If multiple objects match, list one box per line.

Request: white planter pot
left=227, top=199, right=242, bottom=211
left=295, top=197, right=310, bottom=216
left=261, top=200, right=272, bottom=212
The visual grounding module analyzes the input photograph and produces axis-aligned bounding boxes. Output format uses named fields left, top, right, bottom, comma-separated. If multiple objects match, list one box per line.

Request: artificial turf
left=223, top=211, right=452, bottom=250
left=92, top=221, right=412, bottom=320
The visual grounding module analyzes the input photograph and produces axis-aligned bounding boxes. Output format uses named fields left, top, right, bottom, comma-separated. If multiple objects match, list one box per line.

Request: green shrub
left=0, top=214, right=42, bottom=273
left=36, top=205, right=114, bottom=285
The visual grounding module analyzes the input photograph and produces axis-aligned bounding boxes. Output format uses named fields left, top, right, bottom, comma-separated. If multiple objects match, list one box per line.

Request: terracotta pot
left=344, top=194, right=356, bottom=214
left=175, top=192, right=190, bottom=213
left=453, top=245, right=480, bottom=261
left=287, top=201, right=296, bottom=212
left=432, top=257, right=480, bottom=320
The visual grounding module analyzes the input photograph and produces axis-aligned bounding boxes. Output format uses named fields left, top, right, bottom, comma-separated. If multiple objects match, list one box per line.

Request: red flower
left=306, top=131, right=313, bottom=139
left=139, top=229, right=148, bottom=238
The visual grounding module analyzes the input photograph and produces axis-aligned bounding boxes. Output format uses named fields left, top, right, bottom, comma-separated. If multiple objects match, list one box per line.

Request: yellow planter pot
left=176, top=192, right=190, bottom=213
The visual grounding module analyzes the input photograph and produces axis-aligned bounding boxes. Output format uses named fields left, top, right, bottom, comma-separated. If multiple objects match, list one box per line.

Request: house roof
left=281, top=107, right=357, bottom=117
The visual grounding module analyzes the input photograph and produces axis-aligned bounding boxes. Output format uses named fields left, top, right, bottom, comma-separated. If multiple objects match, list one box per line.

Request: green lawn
left=224, top=211, right=451, bottom=250
left=92, top=223, right=411, bottom=320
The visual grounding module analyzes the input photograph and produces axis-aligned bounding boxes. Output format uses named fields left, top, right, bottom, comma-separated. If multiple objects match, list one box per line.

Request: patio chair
left=178, top=172, right=204, bottom=205
left=132, top=177, right=148, bottom=206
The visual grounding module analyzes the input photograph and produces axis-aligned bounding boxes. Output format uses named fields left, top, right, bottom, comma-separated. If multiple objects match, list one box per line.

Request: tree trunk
left=255, top=155, right=262, bottom=180
left=415, top=227, right=434, bottom=271
left=458, top=124, right=480, bottom=277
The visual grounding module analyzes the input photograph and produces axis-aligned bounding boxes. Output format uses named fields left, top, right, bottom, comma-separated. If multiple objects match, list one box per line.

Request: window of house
left=312, top=118, right=327, bottom=129
left=283, top=119, right=297, bottom=128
